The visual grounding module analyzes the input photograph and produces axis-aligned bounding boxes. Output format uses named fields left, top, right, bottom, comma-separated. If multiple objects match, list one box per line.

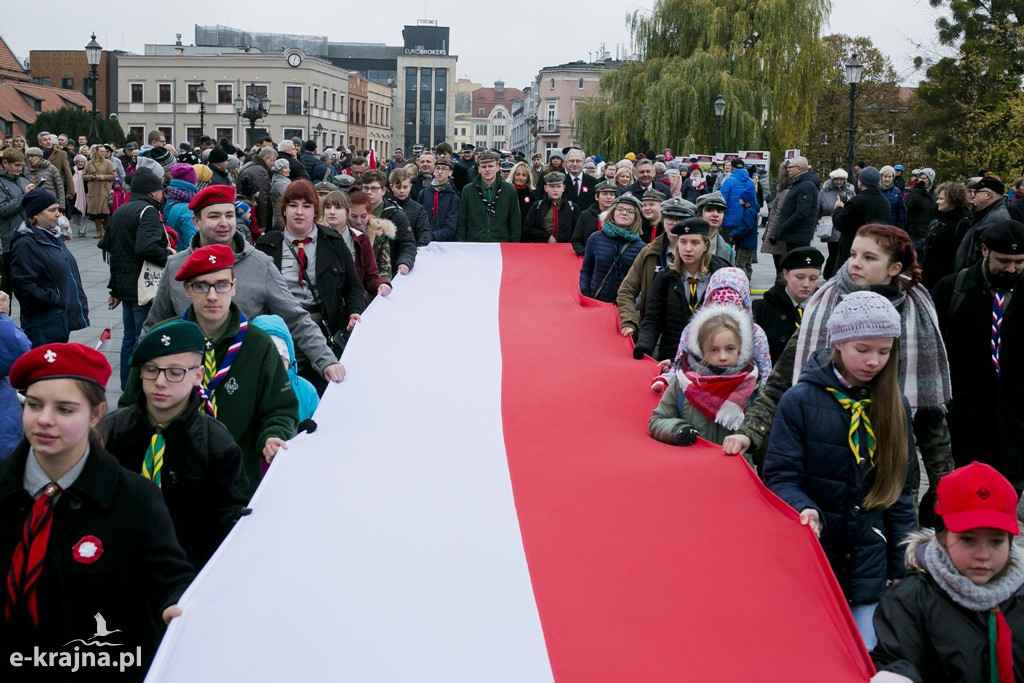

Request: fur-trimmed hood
left=366, top=216, right=396, bottom=241
left=685, top=303, right=755, bottom=366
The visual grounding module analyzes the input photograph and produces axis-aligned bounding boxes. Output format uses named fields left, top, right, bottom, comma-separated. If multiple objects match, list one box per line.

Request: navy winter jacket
left=720, top=170, right=755, bottom=229
left=10, top=223, right=90, bottom=345
left=729, top=204, right=760, bottom=251
left=763, top=348, right=917, bottom=605
left=418, top=182, right=459, bottom=242
left=579, top=230, right=643, bottom=303
left=0, top=314, right=30, bottom=458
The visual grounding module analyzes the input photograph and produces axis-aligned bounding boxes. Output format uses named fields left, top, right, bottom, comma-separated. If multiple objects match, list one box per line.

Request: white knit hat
left=828, top=291, right=901, bottom=344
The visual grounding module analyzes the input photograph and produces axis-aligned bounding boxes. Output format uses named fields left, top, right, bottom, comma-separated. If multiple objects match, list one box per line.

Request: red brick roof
left=0, top=36, right=28, bottom=80
left=0, top=81, right=91, bottom=137
left=898, top=87, right=916, bottom=103
left=472, top=85, right=525, bottom=117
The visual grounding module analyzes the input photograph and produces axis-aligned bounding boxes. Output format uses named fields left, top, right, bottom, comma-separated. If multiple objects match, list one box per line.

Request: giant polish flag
left=147, top=244, right=875, bottom=682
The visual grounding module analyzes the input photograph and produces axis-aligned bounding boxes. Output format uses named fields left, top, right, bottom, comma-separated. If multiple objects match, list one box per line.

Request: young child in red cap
left=871, top=462, right=1024, bottom=682
left=0, top=343, right=193, bottom=680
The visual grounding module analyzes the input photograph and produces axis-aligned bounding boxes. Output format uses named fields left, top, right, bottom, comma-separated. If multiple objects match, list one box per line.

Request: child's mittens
left=651, top=375, right=668, bottom=396
left=672, top=426, right=700, bottom=447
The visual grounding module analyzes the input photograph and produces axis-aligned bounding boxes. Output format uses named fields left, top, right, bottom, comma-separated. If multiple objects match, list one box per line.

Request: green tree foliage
left=26, top=108, right=126, bottom=147
left=575, top=0, right=831, bottom=160
left=804, top=35, right=904, bottom=173
left=915, top=0, right=1024, bottom=179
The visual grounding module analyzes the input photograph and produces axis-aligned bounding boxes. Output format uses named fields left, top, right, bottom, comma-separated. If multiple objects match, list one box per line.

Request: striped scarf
left=793, top=263, right=952, bottom=410
left=993, top=290, right=1006, bottom=378
left=183, top=310, right=248, bottom=416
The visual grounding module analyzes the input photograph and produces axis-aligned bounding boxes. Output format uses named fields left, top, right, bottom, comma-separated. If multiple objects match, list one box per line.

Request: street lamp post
left=235, top=85, right=270, bottom=148
left=714, top=96, right=725, bottom=154
left=85, top=34, right=102, bottom=145
left=196, top=82, right=208, bottom=139
left=314, top=122, right=324, bottom=147
left=844, top=54, right=864, bottom=177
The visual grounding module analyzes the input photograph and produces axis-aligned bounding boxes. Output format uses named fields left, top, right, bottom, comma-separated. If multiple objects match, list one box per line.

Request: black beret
left=982, top=220, right=1024, bottom=255
left=780, top=246, right=825, bottom=271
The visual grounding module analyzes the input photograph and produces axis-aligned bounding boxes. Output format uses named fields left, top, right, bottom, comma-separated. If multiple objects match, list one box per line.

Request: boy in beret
left=571, top=180, right=617, bottom=255
left=933, top=219, right=1024, bottom=486
left=456, top=151, right=521, bottom=242
left=752, top=246, right=824, bottom=362
left=523, top=171, right=580, bottom=244
left=99, top=320, right=248, bottom=569
left=121, top=245, right=298, bottom=500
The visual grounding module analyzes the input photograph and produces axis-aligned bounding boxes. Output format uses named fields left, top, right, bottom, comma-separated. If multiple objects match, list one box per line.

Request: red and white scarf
left=676, top=357, right=759, bottom=430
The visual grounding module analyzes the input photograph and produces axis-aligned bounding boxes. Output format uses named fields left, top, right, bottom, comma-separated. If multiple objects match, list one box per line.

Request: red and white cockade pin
left=72, top=536, right=104, bottom=564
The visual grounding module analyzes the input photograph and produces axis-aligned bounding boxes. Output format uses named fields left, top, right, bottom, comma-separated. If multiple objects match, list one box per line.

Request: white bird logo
left=92, top=613, right=122, bottom=638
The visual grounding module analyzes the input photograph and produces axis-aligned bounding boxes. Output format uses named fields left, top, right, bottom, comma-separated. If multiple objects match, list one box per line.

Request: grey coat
left=0, top=169, right=29, bottom=252
left=955, top=201, right=1011, bottom=271
left=26, top=159, right=66, bottom=208
left=142, top=231, right=337, bottom=374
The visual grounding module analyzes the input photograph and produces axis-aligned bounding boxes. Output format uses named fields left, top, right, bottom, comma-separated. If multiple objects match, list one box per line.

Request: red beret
left=175, top=244, right=235, bottom=282
left=187, top=184, right=236, bottom=213
left=10, top=343, right=111, bottom=391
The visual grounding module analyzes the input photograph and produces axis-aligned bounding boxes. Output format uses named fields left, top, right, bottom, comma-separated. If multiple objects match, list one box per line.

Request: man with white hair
left=37, top=132, right=73, bottom=203
left=238, top=146, right=277, bottom=231
left=276, top=139, right=309, bottom=181
left=563, top=147, right=597, bottom=210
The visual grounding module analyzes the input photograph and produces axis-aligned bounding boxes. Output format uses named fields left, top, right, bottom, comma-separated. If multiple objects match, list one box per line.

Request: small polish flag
left=94, top=328, right=111, bottom=352
left=367, top=144, right=377, bottom=170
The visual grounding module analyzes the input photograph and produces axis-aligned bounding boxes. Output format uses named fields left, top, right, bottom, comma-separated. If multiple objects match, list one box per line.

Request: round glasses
left=139, top=365, right=199, bottom=383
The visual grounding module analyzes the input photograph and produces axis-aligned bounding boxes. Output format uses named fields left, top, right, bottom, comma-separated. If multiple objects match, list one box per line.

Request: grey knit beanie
left=828, top=291, right=901, bottom=344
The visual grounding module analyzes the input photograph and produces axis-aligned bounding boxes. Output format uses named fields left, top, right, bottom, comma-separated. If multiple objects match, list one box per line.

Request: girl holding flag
left=762, top=291, right=917, bottom=650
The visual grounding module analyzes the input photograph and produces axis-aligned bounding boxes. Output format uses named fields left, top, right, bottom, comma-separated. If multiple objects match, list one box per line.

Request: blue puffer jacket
left=10, top=223, right=89, bottom=346
left=728, top=186, right=760, bottom=251
left=720, top=169, right=755, bottom=229
left=418, top=182, right=459, bottom=242
left=0, top=314, right=30, bottom=458
left=579, top=229, right=644, bottom=303
left=879, top=185, right=906, bottom=230
left=165, top=179, right=199, bottom=251
left=763, top=348, right=917, bottom=605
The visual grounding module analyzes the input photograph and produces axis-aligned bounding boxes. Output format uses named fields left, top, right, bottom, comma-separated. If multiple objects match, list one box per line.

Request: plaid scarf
left=475, top=180, right=503, bottom=218
left=793, top=263, right=952, bottom=410
left=676, top=355, right=759, bottom=430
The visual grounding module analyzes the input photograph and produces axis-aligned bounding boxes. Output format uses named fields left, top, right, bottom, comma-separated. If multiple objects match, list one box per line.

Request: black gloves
left=672, top=426, right=700, bottom=447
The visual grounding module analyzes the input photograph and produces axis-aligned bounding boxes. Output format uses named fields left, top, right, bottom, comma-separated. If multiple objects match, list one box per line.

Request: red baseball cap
left=175, top=244, right=235, bottom=282
left=187, top=184, right=236, bottom=213
left=10, top=343, right=111, bottom=390
left=935, top=462, right=1019, bottom=534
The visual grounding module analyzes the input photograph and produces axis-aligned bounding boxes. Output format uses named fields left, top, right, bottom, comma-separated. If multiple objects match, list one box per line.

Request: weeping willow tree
left=576, top=0, right=832, bottom=160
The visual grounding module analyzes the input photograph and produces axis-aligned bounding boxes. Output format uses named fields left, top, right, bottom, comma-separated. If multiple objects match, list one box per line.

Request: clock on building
left=287, top=52, right=302, bottom=68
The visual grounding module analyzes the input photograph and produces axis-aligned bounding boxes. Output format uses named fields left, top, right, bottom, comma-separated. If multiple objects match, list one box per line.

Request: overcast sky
left=3, top=0, right=946, bottom=89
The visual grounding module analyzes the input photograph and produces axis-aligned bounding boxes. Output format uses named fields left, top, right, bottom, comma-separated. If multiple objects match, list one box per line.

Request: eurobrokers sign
left=404, top=47, right=448, bottom=56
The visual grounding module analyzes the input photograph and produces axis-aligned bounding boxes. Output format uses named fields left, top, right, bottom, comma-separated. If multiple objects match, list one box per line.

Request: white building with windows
left=468, top=81, right=523, bottom=152
left=116, top=42, right=352, bottom=149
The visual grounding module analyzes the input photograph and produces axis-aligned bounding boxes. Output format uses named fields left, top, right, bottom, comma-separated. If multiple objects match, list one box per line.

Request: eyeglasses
left=139, top=364, right=199, bottom=383
left=615, top=207, right=636, bottom=214
left=187, top=280, right=234, bottom=294
left=364, top=186, right=385, bottom=193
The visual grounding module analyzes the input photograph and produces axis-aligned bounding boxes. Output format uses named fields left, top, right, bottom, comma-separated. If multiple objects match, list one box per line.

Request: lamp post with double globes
left=844, top=54, right=864, bottom=178
left=235, top=86, right=270, bottom=148
left=85, top=34, right=102, bottom=145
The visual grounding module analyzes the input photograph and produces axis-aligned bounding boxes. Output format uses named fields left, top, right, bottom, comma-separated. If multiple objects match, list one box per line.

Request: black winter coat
left=932, top=261, right=1024, bottom=484
left=522, top=198, right=580, bottom=243
left=776, top=170, right=821, bottom=247
left=418, top=182, right=459, bottom=242
left=393, top=196, right=432, bottom=246
left=563, top=173, right=597, bottom=210
left=0, top=441, right=194, bottom=682
left=619, top=179, right=671, bottom=198
left=255, top=226, right=366, bottom=339
left=571, top=203, right=602, bottom=256
left=515, top=185, right=541, bottom=228
left=98, top=391, right=248, bottom=570
left=299, top=151, right=320, bottom=178
left=873, top=567, right=1024, bottom=682
left=834, top=185, right=893, bottom=265
left=10, top=224, right=89, bottom=345
left=921, top=207, right=970, bottom=291
left=751, top=282, right=803, bottom=363
left=633, top=259, right=728, bottom=361
left=904, top=183, right=937, bottom=241
left=763, top=349, right=917, bottom=605
left=378, top=199, right=417, bottom=273
left=101, top=195, right=169, bottom=302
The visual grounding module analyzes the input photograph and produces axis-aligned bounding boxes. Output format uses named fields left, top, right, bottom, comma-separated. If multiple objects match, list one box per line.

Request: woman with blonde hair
left=510, top=161, right=538, bottom=227
left=83, top=144, right=116, bottom=238
left=614, top=165, right=634, bottom=189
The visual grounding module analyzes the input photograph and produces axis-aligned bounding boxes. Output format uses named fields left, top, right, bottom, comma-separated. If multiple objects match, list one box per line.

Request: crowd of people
left=0, top=130, right=1022, bottom=681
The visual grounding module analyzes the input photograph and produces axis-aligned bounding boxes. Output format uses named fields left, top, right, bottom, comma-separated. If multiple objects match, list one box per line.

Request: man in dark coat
left=932, top=220, right=1024, bottom=488
left=563, top=147, right=598, bottom=210
left=956, top=175, right=1012, bottom=271
left=523, top=172, right=581, bottom=243
left=620, top=158, right=671, bottom=197
left=752, top=246, right=824, bottom=362
left=99, top=169, right=171, bottom=389
left=388, top=170, right=432, bottom=247
left=905, top=168, right=937, bottom=246
left=775, top=156, right=821, bottom=250
left=236, top=147, right=276, bottom=234
left=833, top=166, right=892, bottom=266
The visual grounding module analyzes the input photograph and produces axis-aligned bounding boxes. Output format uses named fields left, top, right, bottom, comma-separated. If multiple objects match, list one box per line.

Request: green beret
left=544, top=171, right=566, bottom=185
left=132, top=320, right=206, bottom=366
left=595, top=180, right=617, bottom=194
left=478, top=150, right=501, bottom=162
left=642, top=189, right=666, bottom=202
